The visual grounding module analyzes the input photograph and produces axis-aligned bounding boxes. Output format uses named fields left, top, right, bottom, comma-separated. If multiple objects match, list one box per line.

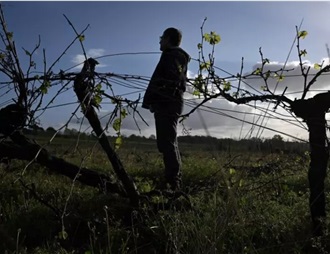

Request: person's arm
left=142, top=51, right=187, bottom=110
left=155, top=51, right=185, bottom=87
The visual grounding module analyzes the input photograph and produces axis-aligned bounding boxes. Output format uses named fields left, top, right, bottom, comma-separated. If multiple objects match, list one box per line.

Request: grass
left=0, top=137, right=329, bottom=253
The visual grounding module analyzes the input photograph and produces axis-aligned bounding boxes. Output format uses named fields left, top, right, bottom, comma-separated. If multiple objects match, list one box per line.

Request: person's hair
left=163, top=27, right=182, bottom=46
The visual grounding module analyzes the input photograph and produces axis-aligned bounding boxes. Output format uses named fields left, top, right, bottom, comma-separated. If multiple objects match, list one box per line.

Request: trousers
left=154, top=111, right=182, bottom=186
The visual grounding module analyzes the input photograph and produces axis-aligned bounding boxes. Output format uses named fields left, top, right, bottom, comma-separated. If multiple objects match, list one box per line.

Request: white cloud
left=87, top=49, right=105, bottom=57
left=243, top=59, right=330, bottom=100
left=57, top=60, right=327, bottom=142
left=57, top=102, right=309, bottom=142
left=71, top=48, right=107, bottom=69
left=61, top=97, right=309, bottom=141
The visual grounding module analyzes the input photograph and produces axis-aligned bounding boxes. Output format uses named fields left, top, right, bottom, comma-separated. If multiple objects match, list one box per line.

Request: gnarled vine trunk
left=73, top=58, right=140, bottom=206
left=292, top=92, right=330, bottom=235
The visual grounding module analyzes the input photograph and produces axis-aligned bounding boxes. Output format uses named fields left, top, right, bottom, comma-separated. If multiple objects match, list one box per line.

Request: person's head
left=159, top=27, right=182, bottom=51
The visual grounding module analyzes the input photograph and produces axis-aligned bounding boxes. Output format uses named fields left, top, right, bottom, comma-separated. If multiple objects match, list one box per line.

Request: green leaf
left=204, top=32, right=221, bottom=45
left=114, top=135, right=122, bottom=150
left=58, top=230, right=68, bottom=240
left=260, top=85, right=267, bottom=91
left=223, top=81, right=231, bottom=92
left=210, top=33, right=220, bottom=45
left=200, top=61, right=210, bottom=70
left=78, top=34, right=85, bottom=42
left=197, top=43, right=202, bottom=49
left=95, top=83, right=102, bottom=91
left=40, top=80, right=51, bottom=94
left=203, top=33, right=210, bottom=41
left=229, top=168, right=236, bottom=175
left=298, top=30, right=308, bottom=39
left=193, top=75, right=205, bottom=91
left=314, top=63, right=322, bottom=70
left=239, top=179, right=244, bottom=187
left=274, top=74, right=284, bottom=82
left=93, top=94, right=102, bottom=105
left=121, top=108, right=127, bottom=118
left=193, top=90, right=201, bottom=97
left=40, top=86, right=47, bottom=94
left=196, top=74, right=203, bottom=80
left=113, top=118, right=121, bottom=132
left=193, top=82, right=203, bottom=91
left=278, top=75, right=284, bottom=82
left=0, top=53, right=5, bottom=59
left=253, top=68, right=261, bottom=75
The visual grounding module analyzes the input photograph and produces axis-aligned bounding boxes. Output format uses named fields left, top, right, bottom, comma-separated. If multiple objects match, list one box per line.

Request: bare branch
left=302, top=64, right=330, bottom=99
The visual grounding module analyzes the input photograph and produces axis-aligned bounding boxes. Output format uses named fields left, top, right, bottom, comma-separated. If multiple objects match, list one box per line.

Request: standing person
left=142, top=27, right=190, bottom=191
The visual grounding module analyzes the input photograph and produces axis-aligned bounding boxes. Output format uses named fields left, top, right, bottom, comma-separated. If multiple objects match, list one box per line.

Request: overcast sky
left=2, top=1, right=330, bottom=141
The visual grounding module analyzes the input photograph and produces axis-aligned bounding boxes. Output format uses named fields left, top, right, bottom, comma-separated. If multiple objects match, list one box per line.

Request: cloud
left=71, top=48, right=107, bottom=69
left=57, top=100, right=309, bottom=142
left=101, top=96, right=272, bottom=140
left=61, top=96, right=308, bottom=141
left=242, top=58, right=330, bottom=100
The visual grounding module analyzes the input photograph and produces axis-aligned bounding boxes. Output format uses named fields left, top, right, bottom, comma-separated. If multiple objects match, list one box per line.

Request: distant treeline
left=118, top=134, right=309, bottom=154
left=179, top=134, right=309, bottom=154
left=22, top=126, right=309, bottom=154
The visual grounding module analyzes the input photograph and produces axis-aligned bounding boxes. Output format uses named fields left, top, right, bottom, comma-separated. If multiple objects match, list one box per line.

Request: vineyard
left=1, top=135, right=327, bottom=254
left=1, top=3, right=330, bottom=254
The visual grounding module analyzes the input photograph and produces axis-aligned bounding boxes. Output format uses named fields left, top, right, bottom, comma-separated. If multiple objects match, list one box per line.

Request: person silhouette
left=142, top=27, right=190, bottom=191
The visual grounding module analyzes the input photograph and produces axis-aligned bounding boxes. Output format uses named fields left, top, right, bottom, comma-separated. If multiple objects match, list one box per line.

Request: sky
left=2, top=1, right=330, bottom=142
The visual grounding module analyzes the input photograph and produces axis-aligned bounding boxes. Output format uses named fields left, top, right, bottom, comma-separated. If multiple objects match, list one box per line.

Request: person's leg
left=154, top=112, right=182, bottom=190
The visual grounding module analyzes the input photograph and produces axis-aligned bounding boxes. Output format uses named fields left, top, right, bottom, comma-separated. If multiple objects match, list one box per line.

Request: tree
left=46, top=126, right=56, bottom=134
left=272, top=135, right=284, bottom=142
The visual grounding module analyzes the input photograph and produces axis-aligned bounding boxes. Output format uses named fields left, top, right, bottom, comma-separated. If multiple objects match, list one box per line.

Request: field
left=0, top=135, right=329, bottom=254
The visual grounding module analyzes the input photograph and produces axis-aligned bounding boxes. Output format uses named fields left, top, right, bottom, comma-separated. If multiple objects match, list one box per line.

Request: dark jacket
left=142, top=47, right=190, bottom=114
